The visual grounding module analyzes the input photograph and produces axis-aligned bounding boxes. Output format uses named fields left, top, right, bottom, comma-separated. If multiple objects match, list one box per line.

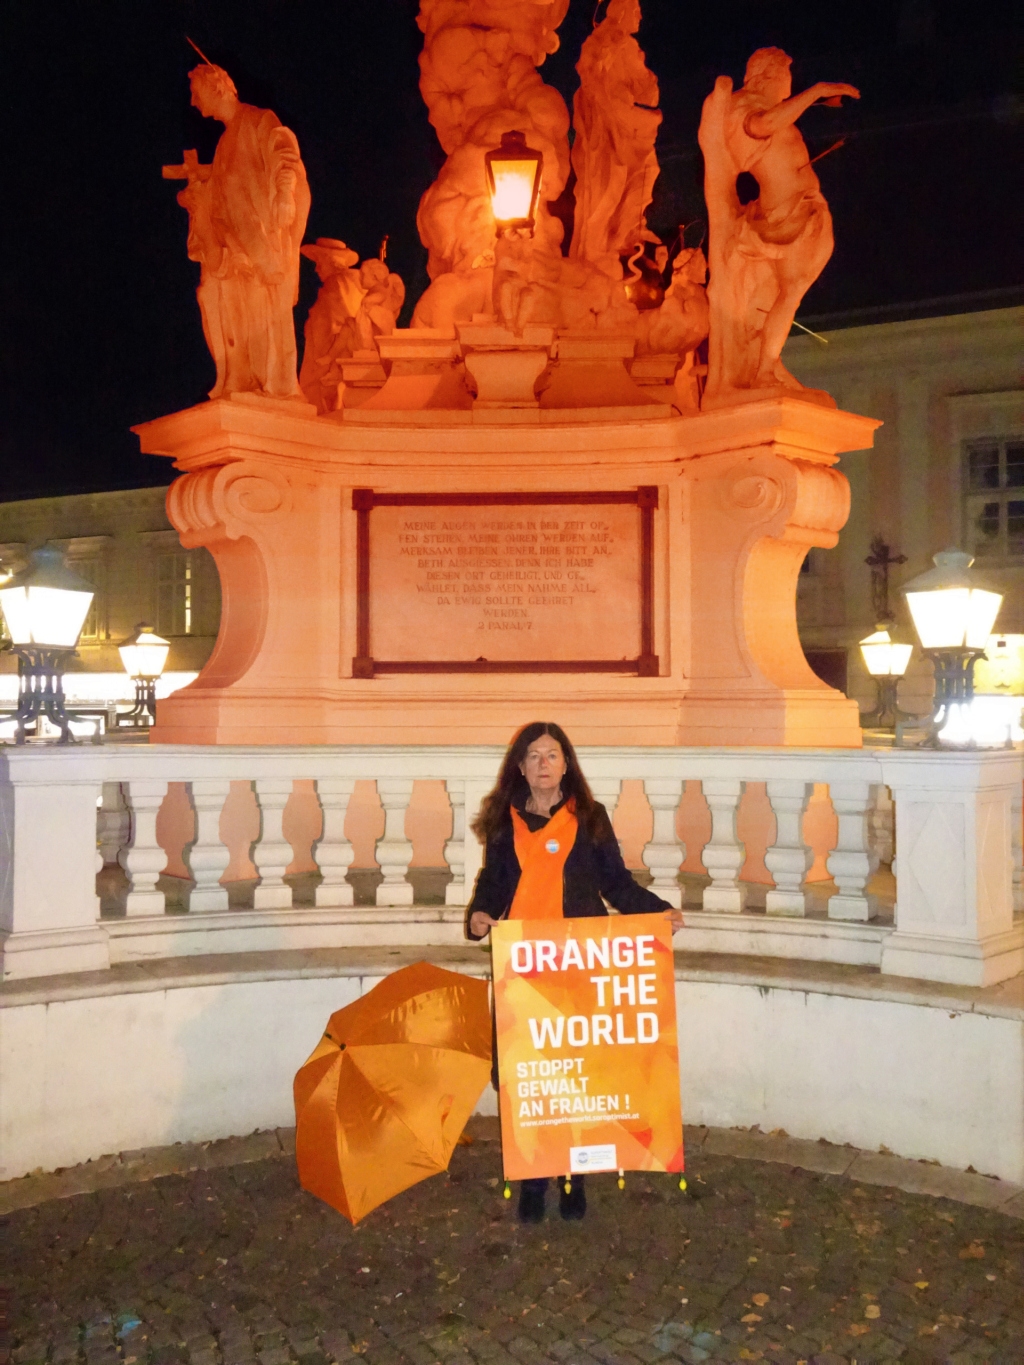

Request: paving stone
left=7, top=1145, right=1024, bottom=1365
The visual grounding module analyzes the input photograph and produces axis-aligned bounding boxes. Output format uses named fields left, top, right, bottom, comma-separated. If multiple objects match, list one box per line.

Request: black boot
left=560, top=1175, right=586, bottom=1220
left=517, top=1178, right=547, bottom=1223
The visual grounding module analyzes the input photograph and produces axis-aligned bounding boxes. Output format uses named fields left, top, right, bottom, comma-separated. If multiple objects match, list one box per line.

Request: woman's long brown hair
left=471, top=722, right=606, bottom=844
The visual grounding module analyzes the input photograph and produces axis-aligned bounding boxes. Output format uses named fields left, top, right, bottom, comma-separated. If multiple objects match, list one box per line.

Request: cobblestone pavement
left=7, top=1131, right=1024, bottom=1365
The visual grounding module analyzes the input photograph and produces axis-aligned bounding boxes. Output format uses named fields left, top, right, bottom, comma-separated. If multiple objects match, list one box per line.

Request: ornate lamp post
left=901, top=548, right=1004, bottom=746
left=118, top=623, right=170, bottom=726
left=0, top=546, right=96, bottom=744
left=858, top=627, right=913, bottom=730
left=484, top=130, right=543, bottom=235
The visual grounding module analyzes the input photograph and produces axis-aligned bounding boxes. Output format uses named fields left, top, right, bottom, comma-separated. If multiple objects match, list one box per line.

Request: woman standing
left=467, top=722, right=683, bottom=1224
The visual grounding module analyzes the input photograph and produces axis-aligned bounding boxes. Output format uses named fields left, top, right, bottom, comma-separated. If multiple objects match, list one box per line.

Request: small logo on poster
left=570, top=1143, right=617, bottom=1173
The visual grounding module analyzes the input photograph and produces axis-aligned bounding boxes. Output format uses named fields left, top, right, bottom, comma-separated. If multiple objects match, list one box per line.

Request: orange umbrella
left=294, top=961, right=492, bottom=1224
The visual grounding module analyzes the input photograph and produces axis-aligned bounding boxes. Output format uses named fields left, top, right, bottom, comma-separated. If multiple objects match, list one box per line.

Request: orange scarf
left=508, top=801, right=578, bottom=921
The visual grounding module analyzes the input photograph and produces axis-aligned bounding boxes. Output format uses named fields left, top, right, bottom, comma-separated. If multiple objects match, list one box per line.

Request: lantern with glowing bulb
left=0, top=546, right=96, bottom=744
left=118, top=623, right=170, bottom=726
left=900, top=548, right=1004, bottom=746
left=485, top=131, right=543, bottom=235
left=858, top=627, right=913, bottom=730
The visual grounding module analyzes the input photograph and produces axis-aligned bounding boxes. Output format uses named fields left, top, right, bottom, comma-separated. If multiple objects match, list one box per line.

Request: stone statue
left=411, top=0, right=572, bottom=331
left=635, top=245, right=709, bottom=410
left=299, top=239, right=405, bottom=414
left=569, top=0, right=662, bottom=276
left=697, top=48, right=858, bottom=408
left=164, top=62, right=311, bottom=400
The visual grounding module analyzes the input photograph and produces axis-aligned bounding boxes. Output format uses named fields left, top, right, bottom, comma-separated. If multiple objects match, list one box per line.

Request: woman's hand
left=666, top=908, right=684, bottom=933
left=469, top=910, right=502, bottom=938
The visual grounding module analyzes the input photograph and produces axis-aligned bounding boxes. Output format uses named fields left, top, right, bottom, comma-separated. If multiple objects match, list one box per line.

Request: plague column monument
left=137, top=11, right=874, bottom=747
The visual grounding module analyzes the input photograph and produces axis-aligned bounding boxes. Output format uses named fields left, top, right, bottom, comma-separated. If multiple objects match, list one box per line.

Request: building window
left=964, top=437, right=1024, bottom=559
left=70, top=556, right=104, bottom=640
left=156, top=551, right=194, bottom=636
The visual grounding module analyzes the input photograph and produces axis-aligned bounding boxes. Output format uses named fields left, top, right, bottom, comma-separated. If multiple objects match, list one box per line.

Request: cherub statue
left=570, top=0, right=662, bottom=276
left=164, top=62, right=310, bottom=400
left=635, top=245, right=709, bottom=410
left=299, top=239, right=405, bottom=414
left=697, top=48, right=858, bottom=407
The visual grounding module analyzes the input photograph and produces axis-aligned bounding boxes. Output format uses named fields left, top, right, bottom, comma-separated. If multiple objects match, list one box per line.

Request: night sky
left=2, top=0, right=1021, bottom=501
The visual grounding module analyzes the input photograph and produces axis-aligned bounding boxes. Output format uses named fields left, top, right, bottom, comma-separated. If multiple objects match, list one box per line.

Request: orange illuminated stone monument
left=139, top=13, right=878, bottom=748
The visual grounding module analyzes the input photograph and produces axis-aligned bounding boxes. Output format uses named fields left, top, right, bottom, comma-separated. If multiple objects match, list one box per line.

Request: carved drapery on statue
left=164, top=63, right=310, bottom=401
left=411, top=0, right=572, bottom=331
left=569, top=0, right=662, bottom=274
left=299, top=239, right=405, bottom=414
left=698, top=48, right=858, bottom=409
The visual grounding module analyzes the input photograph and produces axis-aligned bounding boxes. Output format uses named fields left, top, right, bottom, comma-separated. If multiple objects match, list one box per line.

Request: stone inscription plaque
left=354, top=492, right=656, bottom=674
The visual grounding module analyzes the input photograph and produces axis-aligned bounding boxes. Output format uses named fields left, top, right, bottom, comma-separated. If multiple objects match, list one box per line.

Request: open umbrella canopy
left=294, top=961, right=492, bottom=1224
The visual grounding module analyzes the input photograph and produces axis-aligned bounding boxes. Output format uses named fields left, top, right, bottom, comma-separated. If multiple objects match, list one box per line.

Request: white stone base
left=1, top=948, right=1021, bottom=1186
left=881, top=924, right=1024, bottom=987
left=0, top=926, right=111, bottom=980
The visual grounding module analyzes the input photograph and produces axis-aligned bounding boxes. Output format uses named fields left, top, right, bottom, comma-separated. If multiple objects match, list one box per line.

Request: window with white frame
left=964, top=436, right=1024, bottom=560
left=156, top=549, right=195, bottom=636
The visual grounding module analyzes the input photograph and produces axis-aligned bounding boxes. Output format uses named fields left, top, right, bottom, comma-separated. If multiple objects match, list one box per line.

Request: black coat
left=466, top=797, right=671, bottom=939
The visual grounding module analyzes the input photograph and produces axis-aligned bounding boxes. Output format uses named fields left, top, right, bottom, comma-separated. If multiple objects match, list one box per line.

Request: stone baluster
left=97, top=782, right=130, bottom=867
left=641, top=779, right=684, bottom=909
left=187, top=780, right=231, bottom=912
left=253, top=779, right=295, bottom=909
left=827, top=781, right=879, bottom=921
left=444, top=778, right=468, bottom=906
left=314, top=778, right=355, bottom=908
left=119, top=780, right=168, bottom=916
left=589, top=778, right=623, bottom=826
left=764, top=780, right=812, bottom=916
left=869, top=783, right=895, bottom=868
left=590, top=777, right=624, bottom=859
left=1013, top=782, right=1024, bottom=915
left=701, top=779, right=747, bottom=912
left=96, top=780, right=129, bottom=862
left=376, top=778, right=415, bottom=906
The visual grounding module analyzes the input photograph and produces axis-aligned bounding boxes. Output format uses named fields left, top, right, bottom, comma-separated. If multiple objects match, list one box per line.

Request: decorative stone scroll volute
left=134, top=393, right=877, bottom=749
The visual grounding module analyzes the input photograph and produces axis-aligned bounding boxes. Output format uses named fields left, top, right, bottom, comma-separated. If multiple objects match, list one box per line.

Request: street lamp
left=118, top=622, right=170, bottom=726
left=485, top=130, right=543, bottom=235
left=901, top=548, right=1004, bottom=746
left=858, top=627, right=913, bottom=730
left=0, top=546, right=96, bottom=744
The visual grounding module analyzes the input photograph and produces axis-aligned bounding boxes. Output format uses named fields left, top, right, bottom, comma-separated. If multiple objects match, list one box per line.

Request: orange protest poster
left=491, top=913, right=683, bottom=1182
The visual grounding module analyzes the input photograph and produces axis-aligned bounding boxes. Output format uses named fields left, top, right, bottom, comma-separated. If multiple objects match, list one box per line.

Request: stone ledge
left=3, top=943, right=1021, bottom=1020
left=3, top=1118, right=1020, bottom=1220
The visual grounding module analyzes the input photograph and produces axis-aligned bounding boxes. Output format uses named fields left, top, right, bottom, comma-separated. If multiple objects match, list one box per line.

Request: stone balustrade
left=1, top=743, right=1022, bottom=988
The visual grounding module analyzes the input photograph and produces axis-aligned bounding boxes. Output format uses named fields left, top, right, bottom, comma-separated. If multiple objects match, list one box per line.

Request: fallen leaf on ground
left=848, top=1323, right=870, bottom=1337
left=752, top=1293, right=770, bottom=1307
left=914, top=1281, right=929, bottom=1289
left=865, top=1304, right=881, bottom=1319
left=959, top=1242, right=985, bottom=1259
left=741, top=1313, right=762, bottom=1324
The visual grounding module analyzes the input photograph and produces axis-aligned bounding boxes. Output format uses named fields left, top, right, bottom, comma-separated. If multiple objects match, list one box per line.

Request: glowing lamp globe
left=903, top=549, right=1003, bottom=651
left=0, top=546, right=95, bottom=650
left=485, top=131, right=543, bottom=233
left=859, top=628, right=912, bottom=678
left=117, top=622, right=170, bottom=727
left=899, top=548, right=1005, bottom=747
left=0, top=546, right=96, bottom=744
left=119, top=623, right=170, bottom=681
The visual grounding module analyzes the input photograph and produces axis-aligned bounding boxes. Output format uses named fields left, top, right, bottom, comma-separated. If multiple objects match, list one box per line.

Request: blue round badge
left=545, top=839, right=560, bottom=853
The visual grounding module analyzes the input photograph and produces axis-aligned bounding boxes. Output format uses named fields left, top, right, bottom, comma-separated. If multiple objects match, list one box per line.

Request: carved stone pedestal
left=134, top=392, right=877, bottom=746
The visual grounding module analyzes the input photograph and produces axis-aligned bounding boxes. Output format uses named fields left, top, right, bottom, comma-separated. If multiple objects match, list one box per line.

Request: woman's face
left=519, top=734, right=567, bottom=793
